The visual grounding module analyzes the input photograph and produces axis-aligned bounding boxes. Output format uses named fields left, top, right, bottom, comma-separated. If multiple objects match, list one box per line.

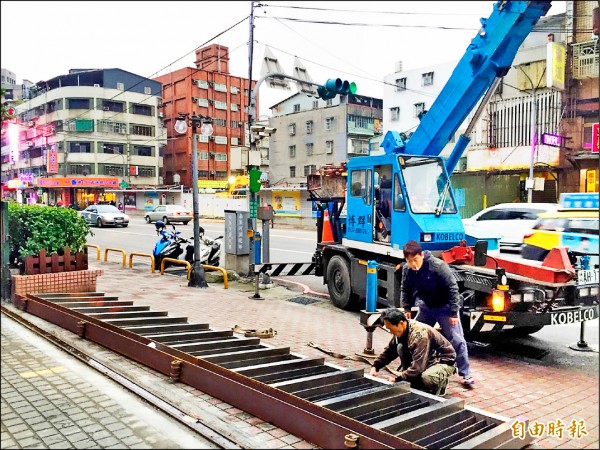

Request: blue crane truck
left=301, top=1, right=599, bottom=337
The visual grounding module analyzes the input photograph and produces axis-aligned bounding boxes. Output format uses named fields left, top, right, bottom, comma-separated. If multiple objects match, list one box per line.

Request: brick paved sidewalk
left=5, top=259, right=599, bottom=449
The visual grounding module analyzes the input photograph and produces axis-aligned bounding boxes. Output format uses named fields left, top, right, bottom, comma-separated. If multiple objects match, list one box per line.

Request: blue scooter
left=152, top=221, right=189, bottom=271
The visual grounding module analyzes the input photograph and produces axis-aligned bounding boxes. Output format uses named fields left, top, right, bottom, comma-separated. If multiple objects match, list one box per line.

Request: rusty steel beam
left=18, top=294, right=419, bottom=449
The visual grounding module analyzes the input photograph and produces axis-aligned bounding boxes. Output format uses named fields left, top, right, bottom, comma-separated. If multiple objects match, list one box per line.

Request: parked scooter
left=152, top=220, right=189, bottom=271
left=184, top=226, right=223, bottom=267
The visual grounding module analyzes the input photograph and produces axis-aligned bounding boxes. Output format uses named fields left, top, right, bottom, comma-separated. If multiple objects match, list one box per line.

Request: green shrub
left=7, top=203, right=93, bottom=260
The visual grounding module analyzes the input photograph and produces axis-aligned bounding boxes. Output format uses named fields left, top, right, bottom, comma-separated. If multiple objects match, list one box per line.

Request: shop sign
left=37, top=177, right=119, bottom=187
left=47, top=145, right=58, bottom=173
left=593, top=123, right=599, bottom=154
left=7, top=179, right=26, bottom=189
left=541, top=132, right=564, bottom=147
left=19, top=173, right=34, bottom=183
left=198, top=180, right=228, bottom=188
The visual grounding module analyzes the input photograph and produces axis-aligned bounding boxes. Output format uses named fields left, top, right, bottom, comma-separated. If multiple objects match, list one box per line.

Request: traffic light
left=249, top=168, right=262, bottom=193
left=316, top=78, right=357, bottom=100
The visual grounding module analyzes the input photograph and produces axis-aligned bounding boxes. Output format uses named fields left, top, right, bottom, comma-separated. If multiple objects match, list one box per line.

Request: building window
left=104, top=165, right=125, bottom=177
left=350, top=139, right=369, bottom=155
left=390, top=107, right=400, bottom=121
left=395, top=78, right=407, bottom=91
left=326, top=99, right=333, bottom=107
left=306, top=120, right=313, bottom=134
left=67, top=98, right=91, bottom=110
left=68, top=142, right=92, bottom=153
left=133, top=145, right=153, bottom=157
left=421, top=72, right=434, bottom=86
left=98, top=120, right=127, bottom=134
left=289, top=166, right=296, bottom=177
left=214, top=101, right=227, bottom=110
left=116, top=82, right=125, bottom=90
left=138, top=167, right=155, bottom=177
left=213, top=118, right=226, bottom=127
left=289, top=145, right=296, bottom=158
left=214, top=83, right=227, bottom=92
left=293, top=104, right=300, bottom=112
left=306, top=143, right=313, bottom=156
left=196, top=98, right=209, bottom=107
left=102, top=143, right=125, bottom=154
left=196, top=80, right=209, bottom=89
left=131, top=104, right=152, bottom=115
left=304, top=165, right=316, bottom=176
left=130, top=124, right=154, bottom=136
left=313, top=100, right=319, bottom=108
left=231, top=103, right=239, bottom=111
left=144, top=86, right=152, bottom=95
left=231, top=137, right=239, bottom=145
left=215, top=153, right=227, bottom=161
left=68, top=164, right=93, bottom=175
left=326, top=140, right=334, bottom=154
left=414, top=102, right=425, bottom=117
left=101, top=100, right=125, bottom=113
left=199, top=152, right=209, bottom=160
left=325, top=117, right=334, bottom=131
left=289, top=123, right=296, bottom=136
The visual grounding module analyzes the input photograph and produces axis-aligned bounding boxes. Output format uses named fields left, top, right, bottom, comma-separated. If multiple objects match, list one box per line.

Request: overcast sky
left=1, top=1, right=566, bottom=117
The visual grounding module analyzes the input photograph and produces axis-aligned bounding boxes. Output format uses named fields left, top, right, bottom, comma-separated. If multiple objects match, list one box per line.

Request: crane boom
left=403, top=1, right=552, bottom=167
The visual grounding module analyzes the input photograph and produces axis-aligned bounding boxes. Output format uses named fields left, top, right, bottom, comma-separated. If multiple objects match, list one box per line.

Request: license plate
left=578, top=269, right=599, bottom=285
left=549, top=306, right=599, bottom=325
left=115, top=217, right=123, bottom=221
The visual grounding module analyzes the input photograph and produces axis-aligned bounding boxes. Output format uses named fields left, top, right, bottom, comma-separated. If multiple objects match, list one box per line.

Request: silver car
left=80, top=204, right=130, bottom=228
left=144, top=204, right=192, bottom=225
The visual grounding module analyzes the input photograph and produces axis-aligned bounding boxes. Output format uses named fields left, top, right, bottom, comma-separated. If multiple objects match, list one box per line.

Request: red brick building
left=154, top=45, right=257, bottom=187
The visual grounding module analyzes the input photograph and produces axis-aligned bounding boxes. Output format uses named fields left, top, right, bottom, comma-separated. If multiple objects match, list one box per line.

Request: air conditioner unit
left=94, top=83, right=100, bottom=87
left=158, top=112, right=165, bottom=118
left=103, top=106, right=110, bottom=111
left=27, top=141, right=34, bottom=148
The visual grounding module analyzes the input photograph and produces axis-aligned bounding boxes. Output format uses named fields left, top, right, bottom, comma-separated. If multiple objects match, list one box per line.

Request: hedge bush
left=7, top=202, right=92, bottom=261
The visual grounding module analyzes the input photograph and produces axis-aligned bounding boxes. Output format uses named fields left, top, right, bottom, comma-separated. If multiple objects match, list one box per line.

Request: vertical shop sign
left=47, top=145, right=58, bottom=173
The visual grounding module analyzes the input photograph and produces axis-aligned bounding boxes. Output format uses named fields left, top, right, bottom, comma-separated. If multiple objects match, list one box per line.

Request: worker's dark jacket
left=400, top=251, right=462, bottom=317
left=372, top=320, right=456, bottom=382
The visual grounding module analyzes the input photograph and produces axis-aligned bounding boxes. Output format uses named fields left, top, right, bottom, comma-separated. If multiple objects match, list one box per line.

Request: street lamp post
left=174, top=113, right=213, bottom=288
left=517, top=66, right=539, bottom=203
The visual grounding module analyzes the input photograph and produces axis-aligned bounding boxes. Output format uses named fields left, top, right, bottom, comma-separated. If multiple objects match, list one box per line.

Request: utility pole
left=247, top=0, right=257, bottom=278
left=518, top=66, right=538, bottom=203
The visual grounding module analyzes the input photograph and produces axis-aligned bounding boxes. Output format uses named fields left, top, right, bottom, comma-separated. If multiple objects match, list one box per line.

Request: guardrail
left=88, top=244, right=228, bottom=286
left=160, top=258, right=191, bottom=280
left=104, top=248, right=126, bottom=267
left=84, top=244, right=101, bottom=261
left=129, top=253, right=155, bottom=273
left=203, top=265, right=228, bottom=289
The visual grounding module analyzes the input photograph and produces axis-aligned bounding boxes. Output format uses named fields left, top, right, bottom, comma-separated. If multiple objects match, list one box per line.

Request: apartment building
left=1, top=68, right=165, bottom=207
left=153, top=44, right=256, bottom=189
left=268, top=92, right=383, bottom=187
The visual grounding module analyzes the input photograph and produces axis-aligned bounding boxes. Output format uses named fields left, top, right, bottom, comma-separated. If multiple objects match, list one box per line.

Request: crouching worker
left=369, top=308, right=457, bottom=396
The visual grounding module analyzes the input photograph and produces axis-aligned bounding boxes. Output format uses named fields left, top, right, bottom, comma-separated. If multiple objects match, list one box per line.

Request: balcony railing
left=572, top=39, right=599, bottom=79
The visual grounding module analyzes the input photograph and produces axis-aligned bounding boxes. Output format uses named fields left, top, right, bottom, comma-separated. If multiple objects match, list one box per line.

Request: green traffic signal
left=321, top=78, right=357, bottom=97
left=249, top=168, right=262, bottom=193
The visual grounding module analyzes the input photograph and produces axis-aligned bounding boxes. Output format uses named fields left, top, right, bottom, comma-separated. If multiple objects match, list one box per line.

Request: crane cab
left=344, top=152, right=497, bottom=257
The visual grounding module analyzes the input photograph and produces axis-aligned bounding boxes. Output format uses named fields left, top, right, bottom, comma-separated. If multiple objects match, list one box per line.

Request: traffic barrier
left=161, top=258, right=191, bottom=280
left=203, top=265, right=228, bottom=289
left=321, top=209, right=334, bottom=243
left=129, top=253, right=155, bottom=273
left=84, top=244, right=101, bottom=261
left=104, top=248, right=126, bottom=267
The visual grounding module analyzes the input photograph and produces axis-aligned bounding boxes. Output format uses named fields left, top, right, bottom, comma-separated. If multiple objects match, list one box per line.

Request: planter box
left=11, top=269, right=104, bottom=301
left=22, top=248, right=88, bottom=275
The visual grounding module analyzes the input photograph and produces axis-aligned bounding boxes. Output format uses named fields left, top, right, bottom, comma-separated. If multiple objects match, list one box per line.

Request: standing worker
left=369, top=308, right=457, bottom=396
left=400, top=240, right=475, bottom=386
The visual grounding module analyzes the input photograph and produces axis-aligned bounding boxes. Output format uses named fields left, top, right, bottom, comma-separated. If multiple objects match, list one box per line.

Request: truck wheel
left=327, top=255, right=358, bottom=310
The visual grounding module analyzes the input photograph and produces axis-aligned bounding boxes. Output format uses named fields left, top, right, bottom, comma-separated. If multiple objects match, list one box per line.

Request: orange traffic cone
left=322, top=209, right=335, bottom=243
